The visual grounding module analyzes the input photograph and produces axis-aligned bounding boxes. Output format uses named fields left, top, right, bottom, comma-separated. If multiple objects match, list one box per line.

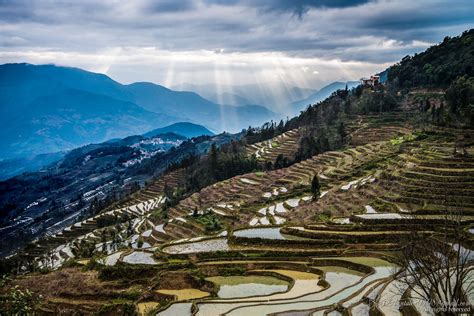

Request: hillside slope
left=0, top=131, right=238, bottom=257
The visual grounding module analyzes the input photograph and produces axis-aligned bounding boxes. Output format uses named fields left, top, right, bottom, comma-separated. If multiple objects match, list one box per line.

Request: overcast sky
left=0, top=0, right=473, bottom=89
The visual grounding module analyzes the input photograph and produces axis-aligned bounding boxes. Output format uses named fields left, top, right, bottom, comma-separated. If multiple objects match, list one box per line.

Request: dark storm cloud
left=0, top=0, right=35, bottom=22
left=357, top=2, right=474, bottom=32
left=266, top=0, right=371, bottom=17
left=145, top=0, right=196, bottom=13
left=206, top=0, right=372, bottom=16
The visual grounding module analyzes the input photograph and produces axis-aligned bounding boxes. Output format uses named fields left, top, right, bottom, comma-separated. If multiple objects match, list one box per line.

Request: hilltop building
left=360, top=75, right=380, bottom=87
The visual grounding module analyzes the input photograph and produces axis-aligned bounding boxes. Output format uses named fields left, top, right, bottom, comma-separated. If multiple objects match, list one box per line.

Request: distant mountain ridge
left=173, top=82, right=317, bottom=108
left=0, top=121, right=213, bottom=181
left=144, top=122, right=214, bottom=139
left=174, top=81, right=360, bottom=117
left=289, top=81, right=360, bottom=115
left=0, top=63, right=276, bottom=159
left=0, top=63, right=356, bottom=162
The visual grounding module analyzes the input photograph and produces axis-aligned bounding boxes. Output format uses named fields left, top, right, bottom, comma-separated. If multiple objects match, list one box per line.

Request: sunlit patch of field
left=156, top=288, right=210, bottom=301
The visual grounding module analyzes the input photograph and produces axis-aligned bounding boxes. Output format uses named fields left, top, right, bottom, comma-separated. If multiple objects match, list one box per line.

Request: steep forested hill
left=388, top=29, right=474, bottom=88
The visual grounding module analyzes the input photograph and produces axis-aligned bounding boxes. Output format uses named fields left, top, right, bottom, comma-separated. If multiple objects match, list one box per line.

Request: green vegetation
left=98, top=264, right=159, bottom=281
left=218, top=266, right=246, bottom=276
left=189, top=213, right=222, bottom=232
left=96, top=212, right=131, bottom=228
left=390, top=133, right=417, bottom=145
left=388, top=29, right=474, bottom=127
left=388, top=29, right=474, bottom=89
left=173, top=142, right=262, bottom=194
left=312, top=212, right=331, bottom=222
left=311, top=176, right=320, bottom=200
left=0, top=276, right=37, bottom=315
left=71, top=239, right=97, bottom=258
left=354, top=85, right=398, bottom=113
left=445, top=75, right=474, bottom=126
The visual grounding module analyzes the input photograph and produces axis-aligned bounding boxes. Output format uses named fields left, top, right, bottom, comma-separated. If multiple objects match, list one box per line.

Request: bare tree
left=394, top=210, right=473, bottom=315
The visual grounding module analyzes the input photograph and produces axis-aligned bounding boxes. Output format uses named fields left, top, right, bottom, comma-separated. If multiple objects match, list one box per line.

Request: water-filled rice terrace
left=245, top=129, right=300, bottom=162
left=15, top=113, right=474, bottom=315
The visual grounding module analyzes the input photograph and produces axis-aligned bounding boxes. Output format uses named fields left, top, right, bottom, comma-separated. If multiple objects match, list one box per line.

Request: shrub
left=0, top=283, right=37, bottom=315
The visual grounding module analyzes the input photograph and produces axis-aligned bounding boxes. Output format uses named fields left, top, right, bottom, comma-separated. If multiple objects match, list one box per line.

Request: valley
left=0, top=131, right=238, bottom=257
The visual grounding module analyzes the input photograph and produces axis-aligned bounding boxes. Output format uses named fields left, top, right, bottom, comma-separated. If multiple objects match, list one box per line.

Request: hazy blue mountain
left=173, top=82, right=317, bottom=108
left=124, top=82, right=276, bottom=131
left=290, top=81, right=359, bottom=115
left=287, top=86, right=318, bottom=101
left=0, top=63, right=130, bottom=121
left=124, top=82, right=219, bottom=121
left=144, top=122, right=214, bottom=138
left=210, top=104, right=279, bottom=132
left=207, top=92, right=252, bottom=106
left=0, top=152, right=66, bottom=181
left=0, top=63, right=276, bottom=159
left=0, top=88, right=177, bottom=159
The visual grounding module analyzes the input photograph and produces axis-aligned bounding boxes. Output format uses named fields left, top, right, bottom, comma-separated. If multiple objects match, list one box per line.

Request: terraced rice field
left=29, top=168, right=196, bottom=268
left=122, top=251, right=157, bottom=265
left=137, top=301, right=160, bottom=315
left=207, top=275, right=289, bottom=298
left=245, top=129, right=300, bottom=162
left=190, top=257, right=395, bottom=316
left=23, top=114, right=474, bottom=315
left=36, top=118, right=474, bottom=267
left=156, top=289, right=210, bottom=300
left=232, top=227, right=309, bottom=240
left=162, top=237, right=231, bottom=254
left=347, top=113, right=413, bottom=146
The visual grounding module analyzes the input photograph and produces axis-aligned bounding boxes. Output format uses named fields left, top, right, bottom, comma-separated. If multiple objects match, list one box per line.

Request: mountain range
left=172, top=82, right=318, bottom=108
left=0, top=63, right=357, bottom=167
left=0, top=63, right=276, bottom=160
left=173, top=81, right=359, bottom=117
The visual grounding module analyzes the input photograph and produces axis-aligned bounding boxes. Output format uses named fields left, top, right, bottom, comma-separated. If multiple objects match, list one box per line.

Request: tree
left=209, top=142, right=219, bottom=179
left=445, top=76, right=474, bottom=126
left=394, top=211, right=473, bottom=315
left=0, top=276, right=36, bottom=315
left=344, top=99, right=352, bottom=114
left=338, top=122, right=347, bottom=144
left=163, top=184, right=174, bottom=199
left=311, top=176, right=320, bottom=200
left=319, top=136, right=330, bottom=152
left=277, top=119, right=284, bottom=131
left=126, top=220, right=133, bottom=236
left=274, top=154, right=289, bottom=169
